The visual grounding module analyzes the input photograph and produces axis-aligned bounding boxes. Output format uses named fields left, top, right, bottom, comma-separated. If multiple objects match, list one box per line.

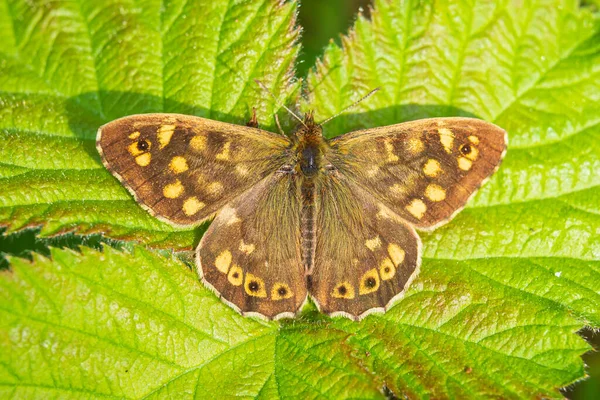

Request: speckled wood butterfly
left=97, top=111, right=506, bottom=320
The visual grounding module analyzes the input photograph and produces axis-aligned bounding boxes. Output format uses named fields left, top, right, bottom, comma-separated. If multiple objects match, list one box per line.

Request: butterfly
left=96, top=109, right=506, bottom=320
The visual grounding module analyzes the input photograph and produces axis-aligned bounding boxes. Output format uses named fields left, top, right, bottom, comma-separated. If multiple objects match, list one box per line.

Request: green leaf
left=1, top=0, right=599, bottom=398
left=0, top=246, right=590, bottom=398
left=0, top=0, right=300, bottom=247
left=0, top=247, right=272, bottom=398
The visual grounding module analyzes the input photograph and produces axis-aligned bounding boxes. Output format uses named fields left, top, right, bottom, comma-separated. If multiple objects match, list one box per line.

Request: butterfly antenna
left=319, top=87, right=380, bottom=126
left=254, top=80, right=307, bottom=128
left=274, top=114, right=285, bottom=135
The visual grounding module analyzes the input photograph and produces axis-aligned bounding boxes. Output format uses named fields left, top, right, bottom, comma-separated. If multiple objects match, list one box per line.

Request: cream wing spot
left=466, top=146, right=479, bottom=161
left=387, top=244, right=405, bottom=265
left=468, top=135, right=480, bottom=144
left=406, top=199, right=427, bottom=219
left=235, top=164, right=249, bottom=176
left=215, top=250, right=232, bottom=274
left=365, top=236, right=382, bottom=251
left=377, top=204, right=395, bottom=220
left=384, top=139, right=399, bottom=162
left=227, top=265, right=243, bottom=286
left=216, top=142, right=231, bottom=161
left=239, top=240, right=255, bottom=255
left=439, top=128, right=454, bottom=153
left=219, top=206, right=241, bottom=225
left=183, top=197, right=205, bottom=216
left=425, top=184, right=446, bottom=202
left=128, top=131, right=140, bottom=140
left=423, top=159, right=442, bottom=177
left=366, top=165, right=379, bottom=177
left=169, top=156, right=189, bottom=174
left=406, top=138, right=424, bottom=154
left=207, top=181, right=224, bottom=197
left=127, top=142, right=140, bottom=156
left=158, top=125, right=176, bottom=149
left=135, top=153, right=151, bottom=166
left=458, top=157, right=473, bottom=171
left=163, top=180, right=184, bottom=198
left=190, top=135, right=206, bottom=151
left=196, top=173, right=207, bottom=186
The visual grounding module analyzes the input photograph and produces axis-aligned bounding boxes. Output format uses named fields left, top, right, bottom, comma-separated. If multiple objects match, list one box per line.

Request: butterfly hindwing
left=97, top=113, right=290, bottom=226
left=329, top=117, right=507, bottom=229
left=197, top=172, right=307, bottom=319
left=308, top=173, right=421, bottom=319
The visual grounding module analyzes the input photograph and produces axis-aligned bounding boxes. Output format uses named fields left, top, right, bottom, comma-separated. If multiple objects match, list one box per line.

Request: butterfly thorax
left=293, top=115, right=327, bottom=179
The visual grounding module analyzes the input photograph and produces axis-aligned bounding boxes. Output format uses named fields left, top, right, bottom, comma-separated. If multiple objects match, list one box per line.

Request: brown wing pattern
left=328, top=117, right=507, bottom=229
left=197, top=172, right=307, bottom=319
left=97, top=113, right=291, bottom=227
left=308, top=173, right=421, bottom=320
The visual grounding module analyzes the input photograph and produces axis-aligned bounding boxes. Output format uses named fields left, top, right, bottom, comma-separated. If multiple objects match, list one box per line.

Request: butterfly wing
left=97, top=113, right=290, bottom=226
left=308, top=173, right=421, bottom=320
left=328, top=117, right=507, bottom=229
left=197, top=172, right=306, bottom=319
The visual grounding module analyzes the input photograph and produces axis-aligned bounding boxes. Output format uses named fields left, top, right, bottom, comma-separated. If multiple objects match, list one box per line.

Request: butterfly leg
left=246, top=107, right=259, bottom=128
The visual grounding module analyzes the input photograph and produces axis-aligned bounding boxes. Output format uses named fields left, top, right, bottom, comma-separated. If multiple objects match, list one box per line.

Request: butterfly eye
left=137, top=139, right=150, bottom=151
left=460, top=143, right=472, bottom=155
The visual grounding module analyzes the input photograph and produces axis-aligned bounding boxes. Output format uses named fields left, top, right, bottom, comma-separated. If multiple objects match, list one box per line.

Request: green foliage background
left=0, top=0, right=599, bottom=398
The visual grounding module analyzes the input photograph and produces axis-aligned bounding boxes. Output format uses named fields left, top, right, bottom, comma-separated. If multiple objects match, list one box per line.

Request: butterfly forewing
left=328, top=117, right=507, bottom=229
left=197, top=172, right=306, bottom=319
left=97, top=113, right=291, bottom=226
left=308, top=173, right=420, bottom=319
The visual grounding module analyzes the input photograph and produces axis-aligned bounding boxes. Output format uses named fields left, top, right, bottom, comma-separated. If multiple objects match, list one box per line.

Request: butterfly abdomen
left=301, top=179, right=317, bottom=275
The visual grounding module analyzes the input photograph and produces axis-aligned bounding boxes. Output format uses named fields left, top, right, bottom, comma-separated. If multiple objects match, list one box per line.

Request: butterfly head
left=294, top=111, right=322, bottom=140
